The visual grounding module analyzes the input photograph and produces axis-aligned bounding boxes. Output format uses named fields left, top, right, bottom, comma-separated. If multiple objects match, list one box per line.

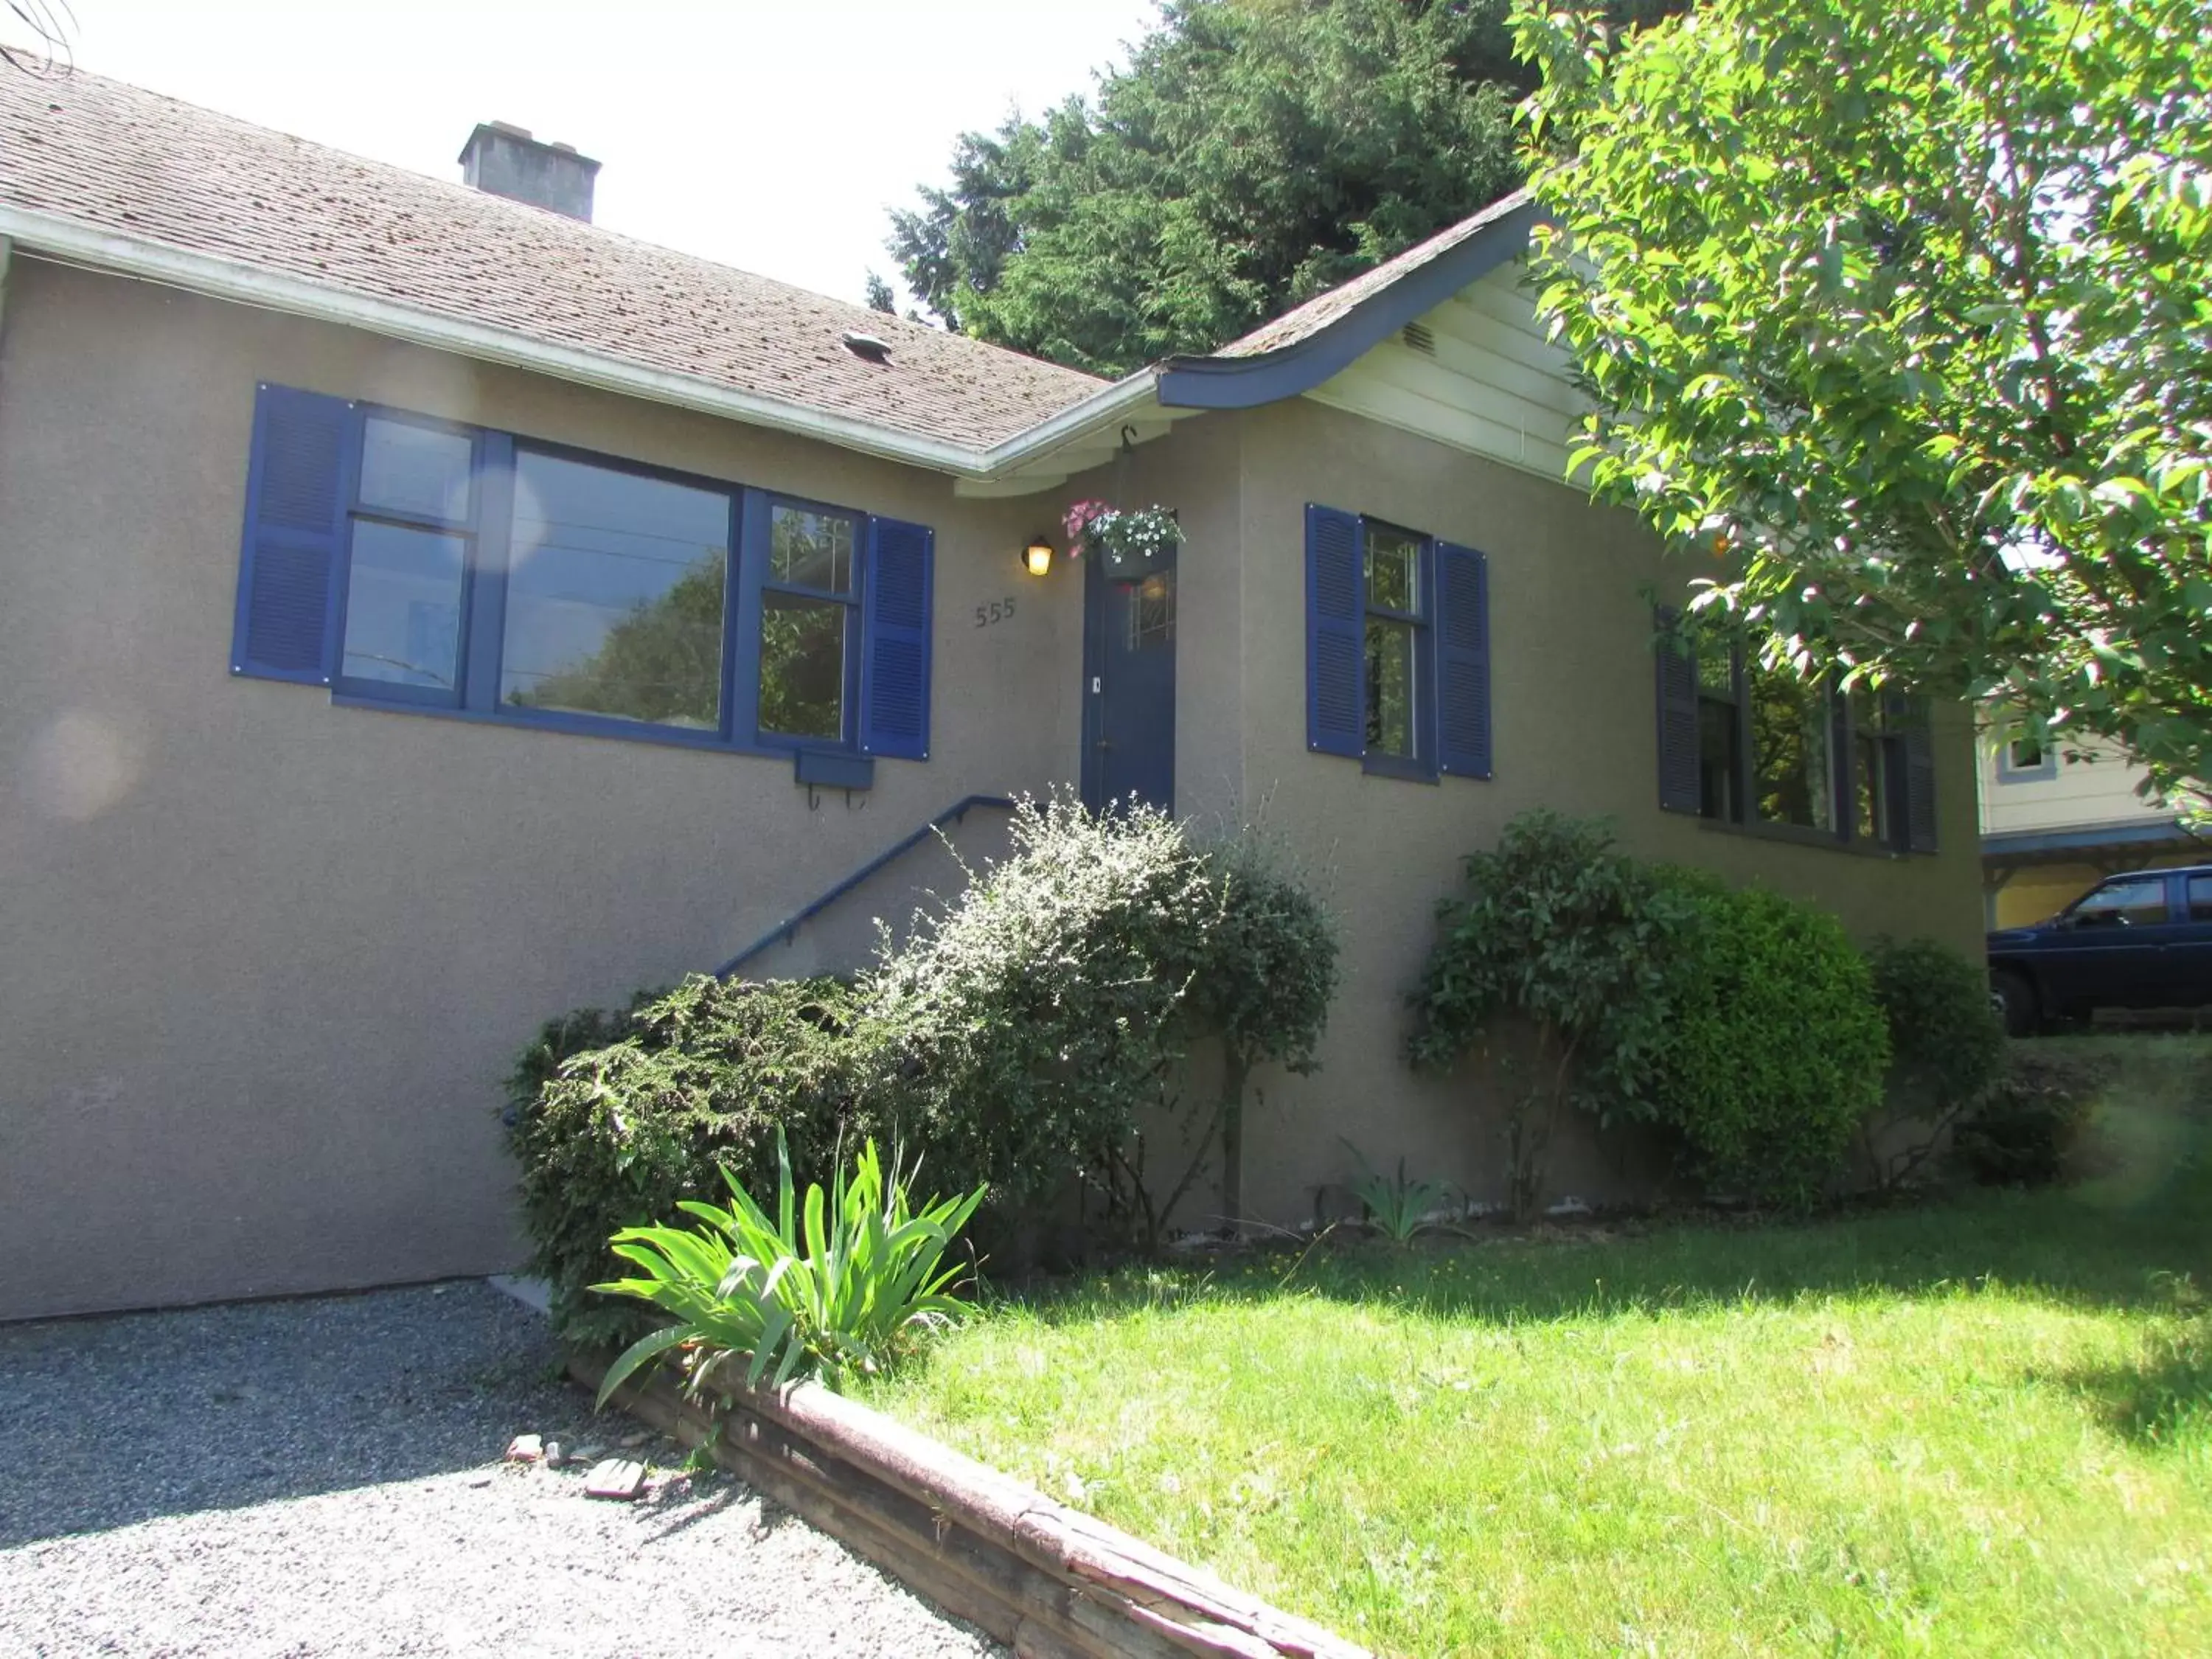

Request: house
left=0, top=71, right=1985, bottom=1322
left=1979, top=722, right=2202, bottom=928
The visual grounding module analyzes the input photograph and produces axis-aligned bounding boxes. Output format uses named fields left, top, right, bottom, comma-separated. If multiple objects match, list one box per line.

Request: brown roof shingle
left=1212, top=189, right=1534, bottom=359
left=0, top=69, right=1105, bottom=448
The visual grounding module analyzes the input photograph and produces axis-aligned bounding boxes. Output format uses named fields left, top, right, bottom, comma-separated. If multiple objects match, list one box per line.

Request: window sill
left=330, top=689, right=877, bottom=771
left=1360, top=752, right=1440, bottom=785
left=1694, top=814, right=1912, bottom=859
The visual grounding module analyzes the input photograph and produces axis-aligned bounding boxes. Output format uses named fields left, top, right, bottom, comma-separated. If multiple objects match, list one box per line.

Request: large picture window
left=231, top=384, right=933, bottom=767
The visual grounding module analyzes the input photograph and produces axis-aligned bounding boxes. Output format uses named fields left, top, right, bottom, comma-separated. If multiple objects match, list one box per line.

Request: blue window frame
left=231, top=385, right=933, bottom=768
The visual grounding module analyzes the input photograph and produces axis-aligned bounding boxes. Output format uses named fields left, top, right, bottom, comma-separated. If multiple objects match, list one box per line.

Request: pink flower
left=1062, top=499, right=1113, bottom=548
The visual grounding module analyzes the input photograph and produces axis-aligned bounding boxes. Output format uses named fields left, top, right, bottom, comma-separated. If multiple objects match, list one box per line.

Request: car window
left=2188, top=875, right=2212, bottom=923
left=2070, top=876, right=2170, bottom=928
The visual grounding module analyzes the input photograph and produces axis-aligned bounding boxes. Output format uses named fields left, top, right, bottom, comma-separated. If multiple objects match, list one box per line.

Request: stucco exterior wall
left=1206, top=398, right=1986, bottom=1223
left=0, top=261, right=1083, bottom=1321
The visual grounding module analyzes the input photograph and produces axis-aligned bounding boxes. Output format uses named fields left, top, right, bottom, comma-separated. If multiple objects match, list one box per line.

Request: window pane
left=770, top=504, right=855, bottom=594
left=501, top=452, right=730, bottom=729
left=759, top=592, right=846, bottom=740
left=2070, top=877, right=2168, bottom=928
left=1697, top=648, right=1736, bottom=699
left=1854, top=733, right=1893, bottom=843
left=1697, top=696, right=1740, bottom=821
left=360, top=417, right=473, bottom=521
left=1365, top=616, right=1416, bottom=758
left=1749, top=667, right=1834, bottom=831
left=2008, top=735, right=2045, bottom=769
left=1364, top=526, right=1422, bottom=613
left=1124, top=571, right=1175, bottom=650
left=2188, top=875, right=2212, bottom=923
left=341, top=521, right=466, bottom=690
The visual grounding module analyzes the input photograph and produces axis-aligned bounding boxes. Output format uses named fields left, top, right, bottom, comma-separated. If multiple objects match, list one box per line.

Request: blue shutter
left=1306, top=504, right=1363, bottom=757
left=860, top=515, right=933, bottom=759
left=1655, top=606, right=1702, bottom=814
left=1435, top=540, right=1492, bottom=779
left=230, top=383, right=354, bottom=684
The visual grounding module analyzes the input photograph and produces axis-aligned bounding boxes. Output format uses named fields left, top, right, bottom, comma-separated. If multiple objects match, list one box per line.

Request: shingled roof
left=1214, top=189, right=1536, bottom=359
left=0, top=69, right=1105, bottom=450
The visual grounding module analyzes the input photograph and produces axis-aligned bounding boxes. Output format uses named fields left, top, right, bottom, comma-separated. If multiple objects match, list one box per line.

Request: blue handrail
left=714, top=794, right=1017, bottom=978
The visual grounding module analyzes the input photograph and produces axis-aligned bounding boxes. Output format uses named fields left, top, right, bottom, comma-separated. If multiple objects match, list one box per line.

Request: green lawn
left=861, top=1037, right=2212, bottom=1657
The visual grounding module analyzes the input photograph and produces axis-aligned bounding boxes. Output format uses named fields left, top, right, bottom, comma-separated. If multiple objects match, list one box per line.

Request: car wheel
left=1991, top=970, right=2039, bottom=1037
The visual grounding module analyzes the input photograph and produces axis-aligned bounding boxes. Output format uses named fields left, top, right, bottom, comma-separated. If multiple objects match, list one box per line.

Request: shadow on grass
left=2051, top=1324, right=2212, bottom=1450
left=1000, top=1037, right=2212, bottom=1335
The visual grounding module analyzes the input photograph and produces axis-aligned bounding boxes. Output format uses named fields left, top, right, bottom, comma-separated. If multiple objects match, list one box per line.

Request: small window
left=759, top=502, right=859, bottom=743
left=501, top=451, right=731, bottom=730
left=1363, top=524, right=1426, bottom=761
left=2189, top=875, right=2212, bottom=923
left=2008, top=735, right=2045, bottom=770
left=2070, top=876, right=2170, bottom=928
left=1849, top=686, right=1896, bottom=844
left=1126, top=571, right=1174, bottom=650
left=1749, top=664, right=1834, bottom=832
left=1694, top=650, right=1742, bottom=821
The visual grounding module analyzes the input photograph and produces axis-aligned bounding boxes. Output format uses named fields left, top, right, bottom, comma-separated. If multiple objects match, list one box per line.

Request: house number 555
left=973, top=597, right=1018, bottom=628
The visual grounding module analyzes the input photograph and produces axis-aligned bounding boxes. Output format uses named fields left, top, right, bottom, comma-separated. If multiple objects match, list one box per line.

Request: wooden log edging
left=571, top=1352, right=1370, bottom=1659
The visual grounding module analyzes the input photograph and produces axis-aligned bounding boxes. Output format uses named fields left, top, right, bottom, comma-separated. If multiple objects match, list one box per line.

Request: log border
left=574, top=1352, right=1370, bottom=1659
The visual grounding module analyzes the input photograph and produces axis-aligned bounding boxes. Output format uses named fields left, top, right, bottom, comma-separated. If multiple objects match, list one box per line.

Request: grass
left=860, top=1036, right=2212, bottom=1657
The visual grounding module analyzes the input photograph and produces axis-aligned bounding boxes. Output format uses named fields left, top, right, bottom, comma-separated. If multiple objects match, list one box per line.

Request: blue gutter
left=714, top=794, right=1017, bottom=978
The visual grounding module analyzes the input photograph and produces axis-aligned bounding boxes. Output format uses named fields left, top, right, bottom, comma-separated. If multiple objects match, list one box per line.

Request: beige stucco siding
left=1206, top=399, right=1986, bottom=1221
left=0, top=261, right=1082, bottom=1321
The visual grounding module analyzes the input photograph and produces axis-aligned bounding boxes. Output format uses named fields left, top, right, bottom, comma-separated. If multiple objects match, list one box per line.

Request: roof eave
left=0, top=202, right=1122, bottom=481
left=1152, top=194, right=1544, bottom=411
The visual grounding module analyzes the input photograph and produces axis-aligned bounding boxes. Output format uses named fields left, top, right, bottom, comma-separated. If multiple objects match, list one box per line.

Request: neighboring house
left=1979, top=722, right=2203, bottom=928
left=0, top=72, right=1985, bottom=1322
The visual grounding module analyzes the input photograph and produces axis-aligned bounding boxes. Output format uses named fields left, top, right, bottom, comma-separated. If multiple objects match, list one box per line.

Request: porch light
left=1022, top=536, right=1054, bottom=577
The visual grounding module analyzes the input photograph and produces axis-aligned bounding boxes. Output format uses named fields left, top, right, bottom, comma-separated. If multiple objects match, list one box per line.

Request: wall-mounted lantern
left=1021, top=535, right=1054, bottom=577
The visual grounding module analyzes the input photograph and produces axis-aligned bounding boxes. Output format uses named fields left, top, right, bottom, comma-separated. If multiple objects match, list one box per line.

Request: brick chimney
left=459, top=122, right=600, bottom=221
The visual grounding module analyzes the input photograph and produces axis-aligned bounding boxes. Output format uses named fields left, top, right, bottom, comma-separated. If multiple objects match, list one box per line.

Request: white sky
left=4, top=0, right=1157, bottom=308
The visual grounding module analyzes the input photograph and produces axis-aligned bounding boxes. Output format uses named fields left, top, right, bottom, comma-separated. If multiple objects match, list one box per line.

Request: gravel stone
left=0, top=1281, right=1005, bottom=1658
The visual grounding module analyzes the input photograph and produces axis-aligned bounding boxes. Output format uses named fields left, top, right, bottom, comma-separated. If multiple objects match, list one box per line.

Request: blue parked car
left=1986, top=864, right=2212, bottom=1035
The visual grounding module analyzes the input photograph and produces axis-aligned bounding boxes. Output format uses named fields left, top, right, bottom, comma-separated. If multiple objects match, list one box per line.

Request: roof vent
left=842, top=330, right=892, bottom=364
left=1402, top=321, right=1436, bottom=355
left=459, top=122, right=601, bottom=221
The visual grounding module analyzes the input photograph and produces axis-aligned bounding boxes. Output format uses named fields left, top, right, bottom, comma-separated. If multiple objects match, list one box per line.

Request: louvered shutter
left=860, top=515, right=933, bottom=759
left=230, top=384, right=354, bottom=684
left=1436, top=540, right=1492, bottom=779
left=1655, top=606, right=1701, bottom=813
left=1306, top=504, right=1363, bottom=757
left=1896, top=693, right=1938, bottom=852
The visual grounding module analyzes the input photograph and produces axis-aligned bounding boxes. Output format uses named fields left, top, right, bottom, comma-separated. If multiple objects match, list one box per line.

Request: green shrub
left=1185, top=834, right=1340, bottom=1223
left=1652, top=877, right=1891, bottom=1207
left=1408, top=811, right=1691, bottom=1220
left=865, top=793, right=1219, bottom=1242
left=504, top=974, right=872, bottom=1346
left=593, top=1130, right=985, bottom=1399
left=1954, top=1046, right=2111, bottom=1186
left=1863, top=935, right=2008, bottom=1186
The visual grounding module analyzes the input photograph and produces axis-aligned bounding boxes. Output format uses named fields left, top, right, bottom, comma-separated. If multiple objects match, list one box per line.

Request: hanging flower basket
left=1062, top=499, right=1184, bottom=570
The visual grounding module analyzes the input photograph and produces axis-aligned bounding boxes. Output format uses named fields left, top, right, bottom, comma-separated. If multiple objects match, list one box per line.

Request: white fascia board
left=0, top=204, right=1163, bottom=483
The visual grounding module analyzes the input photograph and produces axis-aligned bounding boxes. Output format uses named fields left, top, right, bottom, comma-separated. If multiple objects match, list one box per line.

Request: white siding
left=1303, top=260, right=1585, bottom=482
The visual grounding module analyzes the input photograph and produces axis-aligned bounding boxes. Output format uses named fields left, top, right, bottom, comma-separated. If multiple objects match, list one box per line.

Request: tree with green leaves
left=1514, top=0, right=2212, bottom=800
left=889, top=0, right=1540, bottom=377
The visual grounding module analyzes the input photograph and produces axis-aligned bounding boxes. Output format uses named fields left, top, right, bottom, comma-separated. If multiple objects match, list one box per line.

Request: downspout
left=0, top=235, right=13, bottom=383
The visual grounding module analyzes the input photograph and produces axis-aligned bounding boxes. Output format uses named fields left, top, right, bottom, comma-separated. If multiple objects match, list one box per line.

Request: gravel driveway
left=0, top=1281, right=1004, bottom=1658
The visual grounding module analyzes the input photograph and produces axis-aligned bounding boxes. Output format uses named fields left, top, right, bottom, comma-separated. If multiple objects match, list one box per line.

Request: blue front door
left=1082, top=549, right=1176, bottom=814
